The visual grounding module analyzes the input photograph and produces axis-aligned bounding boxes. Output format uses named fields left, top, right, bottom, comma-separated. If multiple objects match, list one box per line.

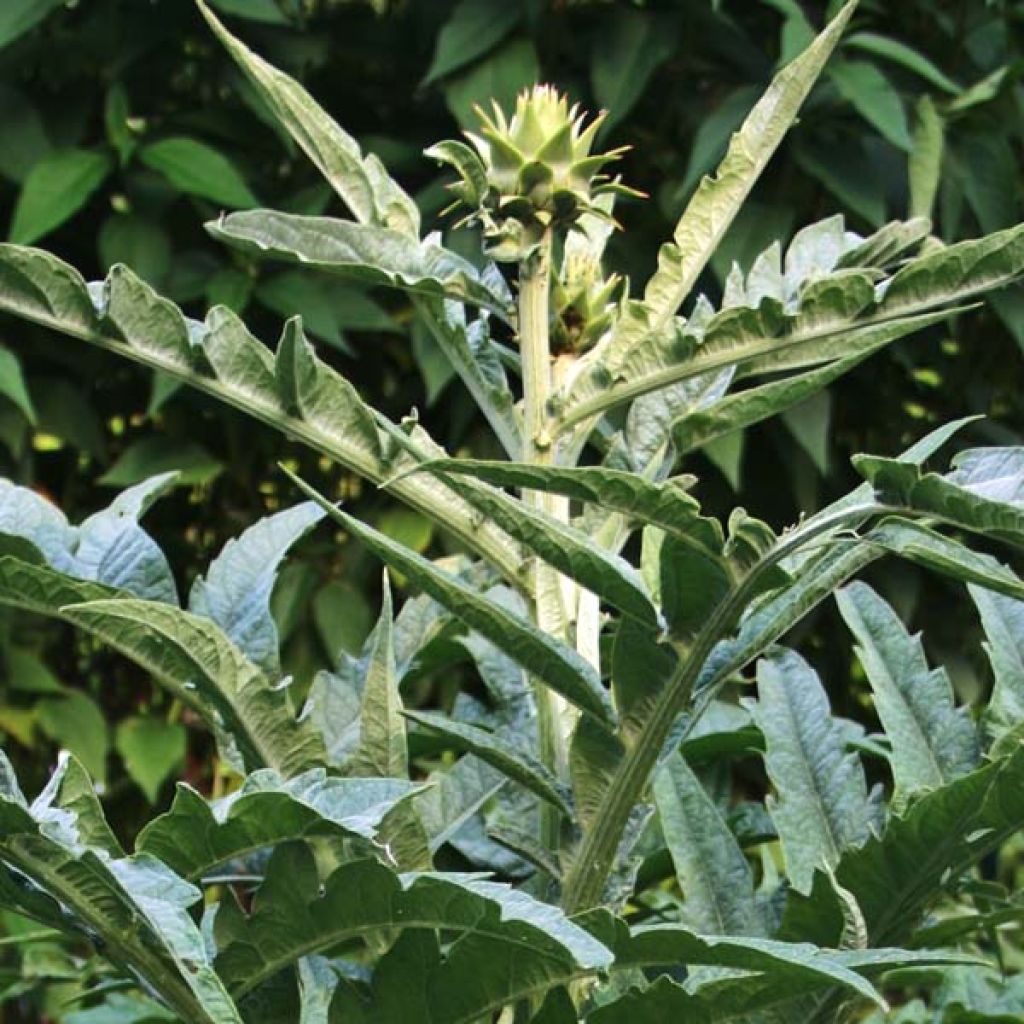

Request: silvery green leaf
left=209, top=209, right=514, bottom=319
left=0, top=751, right=242, bottom=1024
left=747, top=648, right=877, bottom=893
left=138, top=769, right=420, bottom=880
left=190, top=501, right=325, bottom=676
left=197, top=0, right=420, bottom=235
left=653, top=753, right=763, bottom=936
left=837, top=582, right=979, bottom=805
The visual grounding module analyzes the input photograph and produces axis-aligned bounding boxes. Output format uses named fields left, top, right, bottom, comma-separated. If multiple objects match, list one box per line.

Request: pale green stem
left=519, top=228, right=571, bottom=848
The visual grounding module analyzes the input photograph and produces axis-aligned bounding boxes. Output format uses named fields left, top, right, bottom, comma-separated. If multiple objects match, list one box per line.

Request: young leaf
left=653, top=753, right=763, bottom=936
left=836, top=581, right=979, bottom=805
left=195, top=0, right=420, bottom=236
left=747, top=648, right=877, bottom=894
left=347, top=575, right=407, bottom=779
left=285, top=469, right=616, bottom=727
left=189, top=501, right=325, bottom=677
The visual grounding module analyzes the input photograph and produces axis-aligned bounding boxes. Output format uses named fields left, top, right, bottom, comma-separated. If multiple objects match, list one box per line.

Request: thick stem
left=519, top=228, right=571, bottom=847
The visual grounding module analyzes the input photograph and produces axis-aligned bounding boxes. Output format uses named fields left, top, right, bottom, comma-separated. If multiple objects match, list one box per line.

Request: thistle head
left=426, top=85, right=639, bottom=261
left=551, top=253, right=622, bottom=355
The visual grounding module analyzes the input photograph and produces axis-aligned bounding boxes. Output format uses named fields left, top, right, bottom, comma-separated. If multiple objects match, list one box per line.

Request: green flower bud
left=551, top=253, right=622, bottom=355
left=426, top=85, right=640, bottom=261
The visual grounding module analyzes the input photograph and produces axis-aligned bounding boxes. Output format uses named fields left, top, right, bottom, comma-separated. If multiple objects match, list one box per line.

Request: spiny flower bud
left=426, top=85, right=640, bottom=261
left=551, top=253, right=622, bottom=355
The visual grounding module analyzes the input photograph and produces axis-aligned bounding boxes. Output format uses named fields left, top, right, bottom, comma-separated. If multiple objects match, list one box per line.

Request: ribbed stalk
left=518, top=227, right=571, bottom=850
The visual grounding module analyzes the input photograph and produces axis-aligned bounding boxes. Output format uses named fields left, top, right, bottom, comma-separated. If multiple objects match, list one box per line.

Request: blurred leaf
left=795, top=135, right=885, bottom=227
left=591, top=9, right=678, bottom=135
left=0, top=707, right=34, bottom=747
left=209, top=0, right=289, bottom=24
left=411, top=321, right=456, bottom=405
left=762, top=0, right=815, bottom=65
left=98, top=214, right=173, bottom=286
left=313, top=579, right=374, bottom=661
left=423, top=0, right=522, bottom=85
left=845, top=32, right=960, bottom=94
left=257, top=271, right=352, bottom=353
left=205, top=266, right=253, bottom=312
left=98, top=438, right=224, bottom=488
left=6, top=647, right=64, bottom=694
left=829, top=59, right=911, bottom=151
left=0, top=0, right=64, bottom=51
left=0, top=346, right=35, bottom=424
left=116, top=716, right=186, bottom=803
left=257, top=271, right=393, bottom=351
left=32, top=377, right=107, bottom=459
left=672, top=87, right=759, bottom=203
left=781, top=389, right=831, bottom=474
left=945, top=66, right=1008, bottom=114
left=140, top=137, right=259, bottom=209
left=104, top=81, right=137, bottom=164
left=0, top=84, right=51, bottom=182
left=444, top=38, right=540, bottom=129
left=9, top=149, right=113, bottom=245
left=376, top=506, right=433, bottom=554
left=908, top=95, right=944, bottom=221
left=704, top=430, right=745, bottom=491
left=960, top=131, right=1020, bottom=234
left=36, top=691, right=109, bottom=783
